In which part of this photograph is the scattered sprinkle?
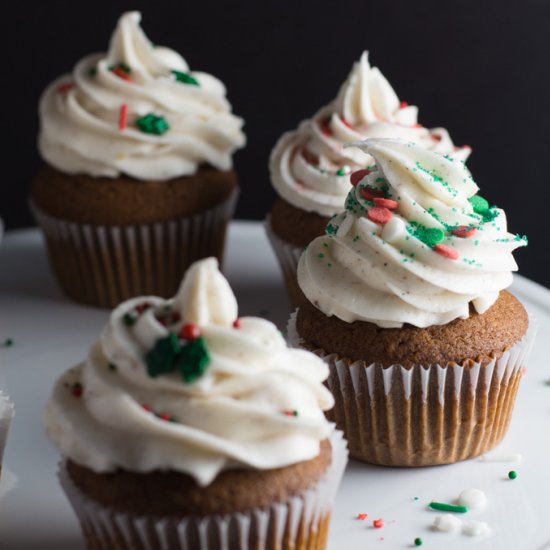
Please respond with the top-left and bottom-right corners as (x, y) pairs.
(400, 101), (409, 108)
(118, 104), (128, 131)
(434, 244), (459, 260)
(429, 502), (468, 513)
(452, 225), (476, 238)
(414, 537), (423, 546)
(373, 519), (384, 529)
(356, 513), (368, 520)
(283, 410), (298, 417)
(360, 186), (386, 201)
(479, 451), (522, 463)
(367, 207), (393, 225)
(2, 338), (13, 347)
(136, 113), (170, 135)
(373, 197), (398, 210)
(508, 470), (518, 480)
(179, 323), (201, 341)
(171, 70), (199, 86)
(233, 318), (242, 329)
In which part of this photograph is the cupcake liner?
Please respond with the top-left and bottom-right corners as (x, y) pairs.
(264, 216), (304, 308)
(30, 190), (238, 309)
(0, 391), (14, 477)
(288, 311), (537, 467)
(58, 429), (348, 550)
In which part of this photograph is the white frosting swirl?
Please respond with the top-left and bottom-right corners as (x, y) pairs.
(38, 12), (245, 180)
(270, 52), (470, 217)
(44, 258), (334, 486)
(298, 139), (527, 328)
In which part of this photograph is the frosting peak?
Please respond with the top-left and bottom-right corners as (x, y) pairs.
(44, 258), (334, 486)
(298, 138), (527, 328)
(38, 12), (245, 180)
(270, 52), (469, 217)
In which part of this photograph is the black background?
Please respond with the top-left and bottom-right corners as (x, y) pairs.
(5, 1), (550, 286)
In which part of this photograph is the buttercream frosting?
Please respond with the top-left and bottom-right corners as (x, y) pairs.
(38, 12), (245, 180)
(270, 52), (470, 217)
(44, 258), (334, 486)
(298, 138), (527, 328)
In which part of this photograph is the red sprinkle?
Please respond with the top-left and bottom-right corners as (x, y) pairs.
(179, 323), (201, 341)
(142, 404), (153, 412)
(373, 519), (384, 529)
(400, 101), (408, 109)
(71, 383), (83, 398)
(283, 410), (298, 417)
(171, 312), (182, 324)
(367, 207), (393, 225)
(360, 187), (386, 201)
(434, 244), (459, 260)
(350, 169), (371, 187)
(57, 82), (74, 94)
(320, 117), (332, 137)
(373, 197), (398, 210)
(342, 117), (354, 129)
(113, 67), (132, 81)
(452, 225), (476, 238)
(414, 123), (423, 128)
(233, 318), (242, 329)
(119, 104), (128, 131)
(158, 413), (172, 421)
(356, 513), (368, 520)
(134, 302), (150, 314)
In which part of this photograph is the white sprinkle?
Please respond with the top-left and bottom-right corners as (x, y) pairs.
(462, 519), (491, 537)
(380, 216), (406, 243)
(457, 488), (487, 511)
(433, 514), (462, 533)
(479, 451), (522, 463)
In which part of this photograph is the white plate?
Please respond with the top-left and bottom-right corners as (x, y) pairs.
(0, 222), (549, 550)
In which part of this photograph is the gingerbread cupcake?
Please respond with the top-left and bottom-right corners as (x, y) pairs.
(31, 12), (245, 308)
(44, 258), (347, 549)
(290, 138), (535, 467)
(267, 52), (469, 306)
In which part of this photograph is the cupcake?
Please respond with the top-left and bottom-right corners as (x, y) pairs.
(267, 52), (470, 306)
(31, 12), (245, 308)
(290, 138), (535, 467)
(43, 258), (347, 549)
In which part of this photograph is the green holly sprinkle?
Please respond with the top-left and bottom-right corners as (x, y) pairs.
(177, 336), (210, 383)
(146, 333), (181, 377)
(171, 70), (199, 86)
(136, 113), (170, 135)
(468, 194), (489, 214)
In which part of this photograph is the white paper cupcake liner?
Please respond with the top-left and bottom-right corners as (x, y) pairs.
(288, 311), (537, 467)
(30, 189), (238, 309)
(0, 391), (14, 476)
(264, 216), (304, 308)
(58, 428), (347, 550)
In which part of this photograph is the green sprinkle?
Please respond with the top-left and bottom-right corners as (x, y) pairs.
(468, 195), (489, 214)
(325, 223), (337, 235)
(317, 253), (325, 259)
(123, 312), (137, 327)
(428, 502), (468, 513)
(336, 168), (346, 176)
(414, 538), (423, 547)
(109, 62), (131, 74)
(177, 336), (210, 383)
(508, 470), (518, 480)
(88, 67), (97, 77)
(2, 338), (13, 347)
(108, 363), (117, 372)
(407, 223), (444, 247)
(136, 113), (170, 135)
(413, 497), (419, 501)
(323, 242), (329, 248)
(146, 333), (181, 377)
(171, 70), (199, 86)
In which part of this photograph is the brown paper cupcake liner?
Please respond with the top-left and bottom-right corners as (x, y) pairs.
(288, 311), (537, 467)
(30, 190), (238, 309)
(265, 216), (304, 309)
(58, 429), (348, 550)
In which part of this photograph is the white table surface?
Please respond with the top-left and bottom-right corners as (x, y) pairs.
(0, 222), (549, 550)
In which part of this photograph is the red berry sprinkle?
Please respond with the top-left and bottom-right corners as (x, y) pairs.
(360, 187), (386, 201)
(119, 104), (128, 131)
(350, 169), (371, 187)
(400, 101), (408, 109)
(356, 513), (368, 520)
(367, 207), (393, 225)
(158, 413), (172, 421)
(113, 67), (132, 81)
(233, 318), (242, 329)
(57, 82), (75, 94)
(71, 383), (83, 398)
(320, 117), (332, 137)
(373, 519), (384, 529)
(373, 197), (399, 210)
(179, 323), (201, 341)
(142, 404), (153, 412)
(452, 225), (476, 238)
(434, 244), (459, 260)
(342, 117), (354, 129)
(134, 302), (151, 314)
